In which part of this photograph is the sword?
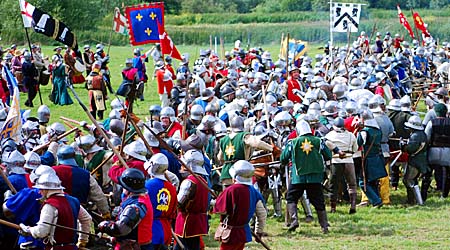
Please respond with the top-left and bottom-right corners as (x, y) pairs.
(390, 151), (403, 168)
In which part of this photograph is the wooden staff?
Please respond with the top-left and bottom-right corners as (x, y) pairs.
(171, 228), (185, 250)
(67, 84), (129, 168)
(90, 153), (114, 175)
(60, 116), (82, 126)
(412, 90), (424, 111)
(33, 127), (79, 152)
(0, 218), (20, 230)
(0, 168), (17, 194)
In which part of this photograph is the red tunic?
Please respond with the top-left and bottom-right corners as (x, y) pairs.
(156, 69), (173, 95)
(108, 160), (148, 184)
(175, 175), (209, 238)
(44, 194), (79, 249)
(137, 194), (153, 245)
(286, 78), (302, 103)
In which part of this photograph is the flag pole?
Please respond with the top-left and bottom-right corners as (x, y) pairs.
(107, 8), (117, 55)
(329, 0), (334, 70)
(285, 33), (289, 70)
(24, 27), (43, 105)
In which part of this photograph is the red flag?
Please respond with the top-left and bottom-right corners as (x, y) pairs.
(413, 11), (431, 37)
(157, 21), (182, 60)
(397, 5), (415, 39)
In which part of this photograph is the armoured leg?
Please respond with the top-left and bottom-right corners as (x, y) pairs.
(316, 210), (329, 234)
(300, 191), (313, 223)
(421, 170), (432, 202)
(287, 203), (299, 231)
(403, 164), (420, 205)
(413, 185), (424, 205)
(272, 188), (282, 218)
(391, 164), (400, 190)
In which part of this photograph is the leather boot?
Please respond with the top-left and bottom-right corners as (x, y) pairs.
(287, 203), (299, 232)
(349, 193), (357, 214)
(406, 187), (415, 205)
(317, 210), (329, 234)
(330, 201), (337, 213)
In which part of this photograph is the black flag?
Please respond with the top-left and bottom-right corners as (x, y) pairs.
(20, 0), (78, 51)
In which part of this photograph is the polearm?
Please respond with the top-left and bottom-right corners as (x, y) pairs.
(32, 127), (80, 152)
(142, 123), (271, 250)
(24, 27), (43, 105)
(67, 83), (129, 168)
(0, 168), (17, 194)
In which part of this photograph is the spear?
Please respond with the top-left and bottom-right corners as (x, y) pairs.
(33, 127), (80, 152)
(67, 83), (129, 168)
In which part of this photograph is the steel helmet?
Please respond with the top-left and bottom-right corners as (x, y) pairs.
(181, 149), (207, 176)
(368, 96), (382, 113)
(190, 105), (205, 121)
(37, 105), (51, 123)
(345, 101), (358, 115)
(229, 160), (254, 185)
(274, 111), (292, 126)
(24, 151), (41, 170)
(57, 145), (78, 166)
(214, 121), (228, 138)
(197, 115), (217, 131)
(123, 141), (147, 162)
(387, 99), (401, 111)
(46, 122), (66, 135)
(205, 103), (219, 114)
(110, 98), (124, 110)
(404, 116), (424, 130)
(143, 127), (160, 147)
(30, 165), (56, 184)
(109, 119), (125, 136)
(333, 117), (345, 128)
(265, 95), (277, 106)
(2, 150), (26, 174)
(109, 109), (121, 120)
(435, 87), (448, 97)
(144, 153), (169, 179)
(323, 101), (338, 116)
(230, 116), (245, 132)
(33, 172), (64, 190)
(149, 105), (162, 116)
(77, 135), (102, 154)
(119, 168), (147, 193)
(281, 100), (294, 111)
(160, 107), (175, 119)
(360, 110), (379, 129)
(333, 84), (347, 99)
(400, 95), (411, 111)
(296, 120), (312, 136)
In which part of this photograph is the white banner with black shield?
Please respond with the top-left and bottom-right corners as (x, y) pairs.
(331, 2), (362, 33)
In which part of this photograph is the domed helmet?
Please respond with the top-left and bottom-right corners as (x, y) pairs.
(197, 115), (217, 132)
(345, 101), (358, 115)
(109, 109), (122, 120)
(265, 95), (277, 106)
(230, 116), (244, 132)
(37, 105), (51, 123)
(281, 100), (294, 112)
(46, 122), (66, 136)
(181, 150), (207, 176)
(229, 160), (254, 185)
(110, 98), (124, 111)
(349, 78), (362, 90)
(30, 165), (56, 184)
(323, 101), (338, 116)
(160, 107), (176, 122)
(24, 151), (41, 170)
(435, 87), (448, 97)
(77, 135), (102, 154)
(214, 121), (228, 138)
(119, 168), (147, 193)
(2, 150), (26, 174)
(201, 88), (214, 101)
(143, 127), (160, 147)
(404, 115), (424, 130)
(360, 110), (379, 129)
(387, 99), (401, 111)
(33, 172), (64, 190)
(22, 120), (40, 139)
(109, 119), (125, 136)
(332, 84), (347, 99)
(144, 153), (169, 180)
(190, 105), (204, 121)
(296, 120), (312, 136)
(57, 145), (78, 166)
(333, 117), (345, 130)
(149, 105), (162, 117)
(123, 141), (147, 161)
(400, 95), (411, 111)
(357, 97), (369, 110)
(205, 103), (218, 115)
(368, 96), (382, 113)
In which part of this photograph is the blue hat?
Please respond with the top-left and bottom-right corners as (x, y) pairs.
(57, 145), (78, 166)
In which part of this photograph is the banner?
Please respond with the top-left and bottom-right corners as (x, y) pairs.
(125, 3), (164, 45)
(113, 7), (128, 36)
(157, 20), (182, 60)
(413, 11), (431, 38)
(280, 38), (308, 62)
(331, 3), (362, 33)
(0, 67), (22, 143)
(397, 5), (415, 39)
(19, 0), (78, 50)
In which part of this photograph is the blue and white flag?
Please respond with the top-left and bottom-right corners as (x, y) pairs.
(1, 67), (22, 143)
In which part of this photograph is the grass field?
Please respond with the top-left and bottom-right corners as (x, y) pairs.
(21, 45), (449, 250)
